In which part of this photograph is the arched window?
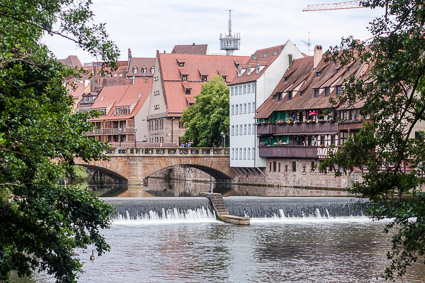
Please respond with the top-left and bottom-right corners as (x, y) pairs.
(133, 66), (138, 74)
(142, 67), (147, 74)
(150, 67), (155, 74)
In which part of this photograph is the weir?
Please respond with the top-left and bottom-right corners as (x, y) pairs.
(103, 197), (370, 222)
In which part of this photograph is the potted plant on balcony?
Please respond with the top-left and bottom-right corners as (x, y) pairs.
(328, 117), (334, 123)
(261, 120), (268, 125)
(259, 142), (266, 146)
(287, 118), (293, 124)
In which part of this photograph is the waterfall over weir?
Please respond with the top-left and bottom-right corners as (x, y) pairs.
(103, 197), (371, 224)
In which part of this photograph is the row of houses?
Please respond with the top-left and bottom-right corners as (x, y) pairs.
(61, 40), (424, 188)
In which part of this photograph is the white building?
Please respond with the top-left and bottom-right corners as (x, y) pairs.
(229, 41), (303, 170)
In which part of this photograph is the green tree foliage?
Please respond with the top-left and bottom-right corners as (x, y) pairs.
(321, 0), (425, 279)
(180, 75), (229, 147)
(0, 1), (119, 282)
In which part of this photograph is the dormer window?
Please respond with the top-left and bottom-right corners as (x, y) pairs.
(142, 67), (147, 74)
(133, 66), (138, 74)
(185, 88), (191, 95)
(182, 74), (187, 81)
(314, 88), (319, 98)
(138, 93), (142, 99)
(325, 87), (330, 97)
(150, 67), (155, 74)
(273, 50), (278, 56)
(278, 92), (283, 101)
(288, 92), (293, 100)
(201, 75), (207, 81)
(262, 52), (268, 58)
(336, 85), (342, 96)
(222, 75), (227, 82)
(316, 71), (321, 77)
(252, 54), (257, 60)
(178, 62), (185, 67)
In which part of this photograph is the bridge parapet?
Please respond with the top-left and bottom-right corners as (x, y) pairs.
(106, 147), (230, 157)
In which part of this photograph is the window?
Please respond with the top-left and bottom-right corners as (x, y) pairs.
(239, 148), (242, 160)
(253, 54), (257, 60)
(262, 52), (268, 58)
(247, 148), (251, 160)
(239, 104), (242, 114)
(113, 73), (118, 77)
(138, 93), (142, 99)
(235, 125), (238, 136)
(248, 124), (251, 135)
(142, 67), (147, 74)
(252, 147), (255, 159)
(248, 103), (251, 114)
(182, 75), (187, 81)
(231, 126), (234, 136)
(244, 103), (247, 114)
(235, 148), (238, 160)
(154, 90), (160, 96)
(232, 148), (234, 160)
(288, 92), (292, 100)
(239, 125), (242, 135)
(252, 103), (255, 113)
(230, 86), (234, 96)
(231, 105), (234, 115)
(244, 124), (247, 135)
(236, 105), (238, 115)
(154, 104), (160, 110)
(243, 148), (246, 160)
(154, 76), (159, 81)
(252, 124), (256, 135)
(325, 87), (330, 97)
(292, 161), (297, 172)
(331, 135), (336, 145)
(285, 164), (288, 172)
(150, 67), (155, 74)
(273, 50), (279, 56)
(133, 66), (138, 74)
(314, 88), (319, 98)
(185, 88), (191, 95)
(222, 75), (227, 82)
(243, 85), (246, 94)
(201, 75), (207, 81)
(336, 85), (341, 96)
(320, 135), (325, 146)
(178, 62), (184, 67)
(119, 73), (123, 77)
(316, 71), (321, 77)
(248, 84), (251, 93)
(278, 163), (281, 172)
(340, 131), (349, 145)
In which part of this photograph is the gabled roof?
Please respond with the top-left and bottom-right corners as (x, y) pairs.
(90, 81), (152, 121)
(58, 55), (82, 68)
(171, 44), (208, 55)
(256, 53), (368, 119)
(158, 52), (250, 116)
(230, 44), (286, 85)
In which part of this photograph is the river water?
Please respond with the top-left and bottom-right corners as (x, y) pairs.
(33, 197), (425, 283)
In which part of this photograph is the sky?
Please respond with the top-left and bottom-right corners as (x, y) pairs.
(43, 0), (385, 64)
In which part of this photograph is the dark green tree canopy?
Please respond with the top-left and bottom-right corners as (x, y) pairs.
(322, 0), (425, 279)
(180, 75), (229, 147)
(0, 1), (118, 282)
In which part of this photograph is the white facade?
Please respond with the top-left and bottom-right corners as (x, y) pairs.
(229, 40), (303, 168)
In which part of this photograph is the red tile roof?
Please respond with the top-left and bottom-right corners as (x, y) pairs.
(230, 44), (286, 85)
(91, 80), (152, 121)
(158, 52), (250, 116)
(127, 57), (156, 77)
(256, 53), (369, 119)
(171, 44), (208, 55)
(58, 55), (82, 68)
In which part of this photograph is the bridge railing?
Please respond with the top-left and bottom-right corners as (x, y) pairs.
(106, 147), (230, 156)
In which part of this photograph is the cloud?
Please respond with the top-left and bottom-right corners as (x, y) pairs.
(44, 0), (384, 63)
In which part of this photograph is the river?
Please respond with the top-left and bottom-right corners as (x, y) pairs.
(33, 197), (425, 283)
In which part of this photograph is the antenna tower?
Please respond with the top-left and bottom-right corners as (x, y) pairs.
(219, 10), (240, 56)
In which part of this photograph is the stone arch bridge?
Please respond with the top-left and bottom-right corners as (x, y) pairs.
(75, 147), (236, 185)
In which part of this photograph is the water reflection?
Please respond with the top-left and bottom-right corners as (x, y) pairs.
(34, 221), (425, 283)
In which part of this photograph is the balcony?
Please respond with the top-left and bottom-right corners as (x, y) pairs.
(338, 120), (365, 131)
(86, 127), (135, 136)
(259, 145), (338, 159)
(257, 121), (338, 136)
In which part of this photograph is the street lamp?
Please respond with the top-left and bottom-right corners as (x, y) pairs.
(221, 131), (225, 148)
(134, 127), (137, 148)
(118, 127), (122, 148)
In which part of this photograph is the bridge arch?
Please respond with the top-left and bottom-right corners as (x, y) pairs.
(76, 164), (128, 184)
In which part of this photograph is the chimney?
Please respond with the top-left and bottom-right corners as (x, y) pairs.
(128, 48), (132, 60)
(313, 45), (322, 70)
(192, 43), (195, 46)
